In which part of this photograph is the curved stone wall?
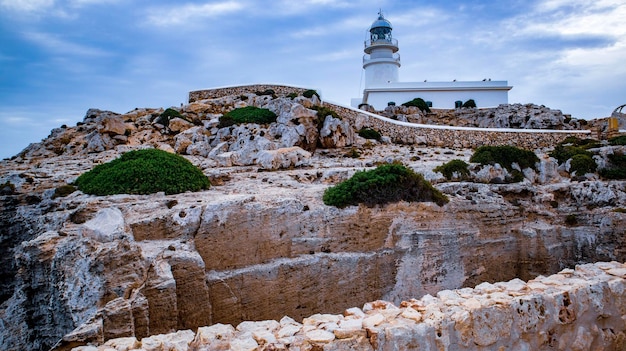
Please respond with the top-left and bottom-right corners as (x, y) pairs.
(324, 102), (593, 149)
(189, 84), (594, 149)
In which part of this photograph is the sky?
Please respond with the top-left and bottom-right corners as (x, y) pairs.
(1, 0), (625, 159)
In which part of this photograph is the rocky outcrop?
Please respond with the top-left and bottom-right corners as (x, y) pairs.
(2, 143), (626, 350)
(73, 261), (626, 351)
(1, 85), (623, 350)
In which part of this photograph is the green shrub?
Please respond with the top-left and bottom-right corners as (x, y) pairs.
(434, 159), (470, 180)
(218, 106), (277, 128)
(255, 89), (276, 97)
(53, 184), (77, 199)
(402, 98), (431, 113)
(74, 149), (210, 196)
(569, 154), (597, 175)
(599, 152), (626, 179)
(154, 108), (187, 127)
(311, 105), (340, 130)
(322, 163), (448, 208)
(470, 145), (539, 171)
(287, 92), (298, 100)
(358, 128), (382, 141)
(550, 137), (600, 164)
(302, 89), (320, 99)
(312, 105), (339, 120)
(508, 169), (525, 183)
(462, 99), (476, 108)
(609, 135), (626, 146)
(550, 145), (592, 164)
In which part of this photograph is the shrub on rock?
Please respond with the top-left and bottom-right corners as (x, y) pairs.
(470, 145), (539, 171)
(302, 89), (320, 99)
(358, 128), (382, 141)
(600, 152), (626, 179)
(549, 137), (599, 164)
(402, 98), (431, 113)
(154, 108), (187, 127)
(218, 106), (277, 128)
(323, 163), (448, 208)
(569, 154), (597, 176)
(74, 149), (210, 195)
(434, 159), (470, 180)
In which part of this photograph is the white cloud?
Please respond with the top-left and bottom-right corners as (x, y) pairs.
(0, 0), (55, 12)
(23, 31), (111, 57)
(145, 1), (245, 26)
(290, 15), (369, 38)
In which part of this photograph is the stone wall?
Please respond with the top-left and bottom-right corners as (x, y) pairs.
(189, 84), (594, 149)
(188, 84), (313, 103)
(325, 102), (593, 149)
(74, 261), (626, 351)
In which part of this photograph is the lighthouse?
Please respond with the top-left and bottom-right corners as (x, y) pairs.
(363, 11), (400, 87)
(352, 11), (512, 110)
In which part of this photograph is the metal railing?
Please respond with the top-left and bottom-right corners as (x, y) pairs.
(364, 38), (398, 49)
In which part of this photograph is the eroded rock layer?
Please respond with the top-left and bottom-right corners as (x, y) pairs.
(74, 261), (626, 351)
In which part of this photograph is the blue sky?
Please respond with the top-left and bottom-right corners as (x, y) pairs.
(1, 0), (625, 159)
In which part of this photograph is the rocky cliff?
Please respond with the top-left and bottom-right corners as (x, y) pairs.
(1, 86), (625, 350)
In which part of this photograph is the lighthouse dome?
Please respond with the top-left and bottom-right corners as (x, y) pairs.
(370, 14), (392, 31)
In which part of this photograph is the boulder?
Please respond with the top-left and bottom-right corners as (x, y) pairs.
(319, 115), (354, 148)
(169, 118), (194, 133)
(256, 147), (311, 170)
(98, 115), (127, 136)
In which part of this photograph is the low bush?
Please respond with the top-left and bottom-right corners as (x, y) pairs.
(302, 89), (320, 99)
(599, 152), (626, 179)
(550, 137), (600, 164)
(358, 128), (382, 141)
(322, 163), (448, 208)
(255, 89), (276, 97)
(470, 145), (539, 171)
(569, 154), (597, 175)
(74, 149), (210, 195)
(154, 108), (188, 127)
(218, 106), (277, 128)
(311, 105), (340, 130)
(52, 184), (77, 199)
(402, 98), (431, 113)
(609, 135), (626, 146)
(287, 92), (298, 100)
(433, 159), (470, 180)
(462, 99), (476, 108)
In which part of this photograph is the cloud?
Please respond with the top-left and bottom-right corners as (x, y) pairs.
(145, 1), (245, 26)
(0, 0), (55, 13)
(22, 31), (111, 57)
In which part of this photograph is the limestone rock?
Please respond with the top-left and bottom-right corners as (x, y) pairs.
(98, 115), (127, 136)
(256, 147), (311, 170)
(168, 118), (194, 133)
(81, 207), (127, 242)
(319, 115), (354, 148)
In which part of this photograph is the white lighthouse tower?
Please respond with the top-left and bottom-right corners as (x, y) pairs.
(363, 11), (400, 87)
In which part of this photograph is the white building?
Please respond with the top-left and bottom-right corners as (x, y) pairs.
(351, 12), (512, 110)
